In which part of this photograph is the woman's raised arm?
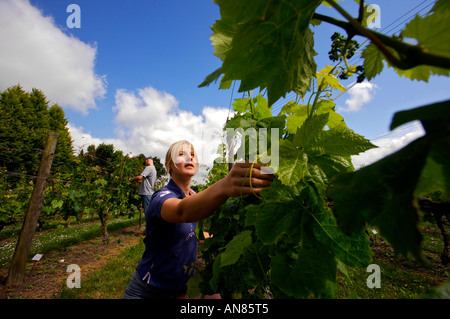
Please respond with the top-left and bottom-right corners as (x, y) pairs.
(160, 162), (273, 223)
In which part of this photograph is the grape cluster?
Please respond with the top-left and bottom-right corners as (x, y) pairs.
(328, 32), (366, 83)
(339, 65), (366, 83)
(329, 32), (359, 61)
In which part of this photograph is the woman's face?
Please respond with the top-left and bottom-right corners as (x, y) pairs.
(171, 144), (198, 177)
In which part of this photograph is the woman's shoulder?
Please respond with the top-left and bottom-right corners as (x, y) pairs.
(149, 181), (183, 219)
(151, 180), (184, 206)
(153, 180), (182, 198)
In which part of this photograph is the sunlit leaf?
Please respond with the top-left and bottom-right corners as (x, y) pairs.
(201, 0), (322, 105)
(277, 139), (308, 186)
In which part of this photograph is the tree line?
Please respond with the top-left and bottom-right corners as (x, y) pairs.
(0, 84), (166, 234)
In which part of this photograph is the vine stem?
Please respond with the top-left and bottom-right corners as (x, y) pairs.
(318, 1), (450, 70)
(308, 63), (340, 118)
(306, 77), (316, 116)
(253, 247), (270, 298)
(309, 81), (325, 118)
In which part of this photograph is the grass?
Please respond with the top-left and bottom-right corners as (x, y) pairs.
(336, 222), (449, 299)
(336, 258), (444, 299)
(56, 241), (144, 299)
(0, 217), (140, 268)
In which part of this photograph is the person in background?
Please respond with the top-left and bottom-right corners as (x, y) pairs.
(129, 156), (157, 213)
(122, 140), (274, 299)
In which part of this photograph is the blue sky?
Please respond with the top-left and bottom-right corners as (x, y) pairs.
(1, 0), (449, 178)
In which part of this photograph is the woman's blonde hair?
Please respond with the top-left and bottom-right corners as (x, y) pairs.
(165, 140), (198, 176)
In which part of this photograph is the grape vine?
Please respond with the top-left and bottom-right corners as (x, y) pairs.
(190, 0), (450, 298)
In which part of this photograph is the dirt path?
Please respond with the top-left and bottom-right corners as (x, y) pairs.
(0, 225), (144, 299)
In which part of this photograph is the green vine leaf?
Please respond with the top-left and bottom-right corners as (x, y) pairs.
(328, 101), (450, 262)
(430, 0), (450, 13)
(311, 209), (373, 268)
(270, 234), (337, 298)
(416, 137), (450, 196)
(293, 113), (329, 150)
(285, 104), (309, 134)
(305, 154), (353, 185)
(253, 201), (303, 245)
(224, 116), (256, 131)
(200, 0), (323, 105)
(394, 64), (450, 82)
(401, 9), (450, 58)
(317, 65), (346, 92)
(329, 137), (429, 261)
(232, 98), (251, 114)
(390, 99), (450, 132)
(218, 230), (253, 267)
(361, 43), (384, 80)
(315, 100), (346, 129)
(314, 127), (377, 156)
(210, 19), (234, 61)
(277, 139), (308, 186)
(391, 99), (450, 196)
(285, 100), (346, 134)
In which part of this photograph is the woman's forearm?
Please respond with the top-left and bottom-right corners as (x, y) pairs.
(163, 163), (273, 223)
(176, 178), (230, 222)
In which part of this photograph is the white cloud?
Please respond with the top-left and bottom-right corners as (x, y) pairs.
(351, 121), (425, 169)
(113, 87), (179, 127)
(112, 87), (229, 164)
(0, 0), (106, 114)
(70, 86), (230, 183)
(338, 81), (378, 113)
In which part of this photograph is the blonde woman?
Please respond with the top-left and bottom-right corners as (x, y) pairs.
(123, 140), (273, 299)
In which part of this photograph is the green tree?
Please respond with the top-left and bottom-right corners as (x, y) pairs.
(49, 104), (75, 172)
(0, 85), (74, 175)
(0, 85), (75, 231)
(0, 85), (41, 174)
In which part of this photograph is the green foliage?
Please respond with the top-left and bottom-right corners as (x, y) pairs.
(200, 0), (322, 105)
(329, 100), (450, 261)
(0, 175), (33, 231)
(0, 85), (77, 230)
(362, 0), (450, 81)
(49, 104), (73, 171)
(193, 90), (375, 298)
(0, 85), (74, 176)
(191, 0), (450, 299)
(0, 86), (166, 236)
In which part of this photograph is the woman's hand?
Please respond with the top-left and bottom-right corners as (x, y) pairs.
(223, 162), (274, 197)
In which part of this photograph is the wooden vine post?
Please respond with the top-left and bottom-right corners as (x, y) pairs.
(6, 132), (59, 286)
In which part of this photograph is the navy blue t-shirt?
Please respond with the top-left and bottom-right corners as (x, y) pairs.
(136, 179), (198, 291)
